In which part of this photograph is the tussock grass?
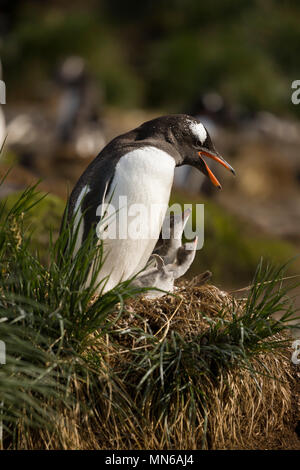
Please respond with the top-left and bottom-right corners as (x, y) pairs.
(0, 180), (299, 449)
(93, 278), (298, 449)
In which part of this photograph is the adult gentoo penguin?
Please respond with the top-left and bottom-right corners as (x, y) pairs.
(64, 114), (235, 293)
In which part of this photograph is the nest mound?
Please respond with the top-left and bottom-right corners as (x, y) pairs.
(97, 281), (299, 450)
(41, 282), (299, 450)
(123, 281), (240, 341)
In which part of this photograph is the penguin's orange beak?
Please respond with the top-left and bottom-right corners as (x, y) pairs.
(198, 150), (235, 189)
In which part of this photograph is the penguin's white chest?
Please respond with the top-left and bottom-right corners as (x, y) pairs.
(97, 146), (176, 291)
(108, 146), (175, 212)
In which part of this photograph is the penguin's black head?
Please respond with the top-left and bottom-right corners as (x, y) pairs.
(137, 114), (235, 189)
(171, 114), (235, 189)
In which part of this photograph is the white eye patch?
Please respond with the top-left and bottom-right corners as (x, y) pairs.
(188, 121), (207, 145)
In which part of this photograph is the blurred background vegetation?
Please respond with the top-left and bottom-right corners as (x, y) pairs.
(0, 0), (300, 289)
(1, 0), (300, 114)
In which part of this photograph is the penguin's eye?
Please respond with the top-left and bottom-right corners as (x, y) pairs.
(192, 137), (202, 149)
(190, 132), (203, 149)
(188, 121), (207, 148)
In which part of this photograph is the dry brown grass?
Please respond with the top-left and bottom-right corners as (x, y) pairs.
(10, 282), (300, 450)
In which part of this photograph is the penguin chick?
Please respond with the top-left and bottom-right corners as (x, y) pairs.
(168, 237), (198, 280)
(153, 208), (191, 264)
(131, 254), (175, 299)
(132, 237), (198, 299)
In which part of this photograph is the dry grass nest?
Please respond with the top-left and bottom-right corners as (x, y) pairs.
(79, 280), (299, 450)
(20, 281), (299, 450)
(121, 281), (238, 342)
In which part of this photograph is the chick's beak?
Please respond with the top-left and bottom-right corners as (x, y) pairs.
(198, 150), (235, 189)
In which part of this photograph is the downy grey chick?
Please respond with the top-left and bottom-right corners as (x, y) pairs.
(168, 237), (198, 280)
(131, 254), (175, 299)
(132, 238), (198, 299)
(153, 208), (191, 264)
(132, 209), (197, 298)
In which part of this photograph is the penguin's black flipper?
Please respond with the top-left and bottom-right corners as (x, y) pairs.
(64, 152), (116, 246)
